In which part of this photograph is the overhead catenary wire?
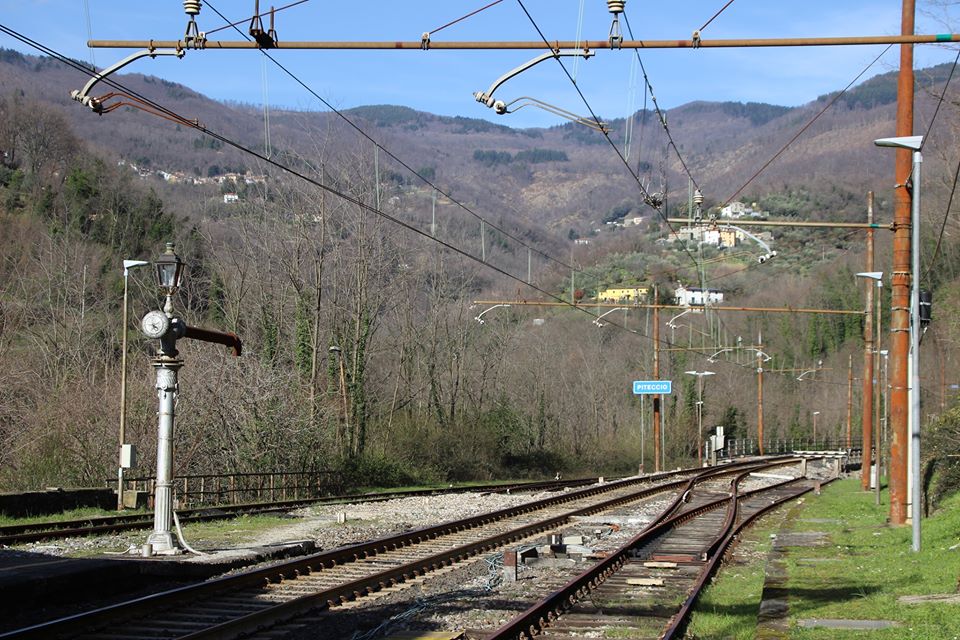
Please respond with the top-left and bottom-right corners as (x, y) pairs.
(0, 22), (731, 370)
(426, 0), (505, 37)
(921, 47), (960, 281)
(0, 22), (862, 388)
(722, 44), (894, 207)
(513, 0), (703, 276)
(203, 1), (584, 278)
(203, 0), (310, 36)
(698, 0), (737, 33)
(622, 11), (701, 193)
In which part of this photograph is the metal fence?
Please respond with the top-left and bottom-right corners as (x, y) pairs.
(116, 471), (341, 508)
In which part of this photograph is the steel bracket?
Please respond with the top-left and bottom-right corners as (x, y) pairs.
(70, 48), (185, 113)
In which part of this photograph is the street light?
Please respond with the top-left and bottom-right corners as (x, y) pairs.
(812, 411), (821, 449)
(874, 134), (923, 552)
(117, 259), (149, 510)
(154, 242), (185, 315)
(685, 370), (715, 465)
(857, 270), (884, 500)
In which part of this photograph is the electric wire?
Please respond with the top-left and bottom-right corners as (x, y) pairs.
(203, 1), (584, 277)
(698, 0), (737, 33)
(921, 47), (960, 281)
(426, 0), (505, 37)
(622, 11), (701, 192)
(0, 22), (732, 370)
(921, 46), (960, 144)
(513, 0), (703, 276)
(203, 0), (310, 36)
(723, 44), (894, 207)
(0, 23), (852, 391)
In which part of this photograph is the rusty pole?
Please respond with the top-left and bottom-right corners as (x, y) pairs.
(847, 354), (854, 450)
(757, 339), (765, 455)
(653, 285), (662, 472)
(862, 193), (875, 490)
(889, 0), (916, 526)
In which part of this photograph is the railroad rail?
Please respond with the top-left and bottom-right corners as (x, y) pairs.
(0, 477), (604, 546)
(488, 462), (829, 640)
(0, 462), (781, 639)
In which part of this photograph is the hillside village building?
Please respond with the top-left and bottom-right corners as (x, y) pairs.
(720, 201), (766, 219)
(674, 284), (723, 306)
(597, 286), (649, 303)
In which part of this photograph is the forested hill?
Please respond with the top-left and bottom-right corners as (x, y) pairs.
(1, 46), (955, 232)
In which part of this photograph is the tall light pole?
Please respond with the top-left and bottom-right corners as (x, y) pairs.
(812, 411), (821, 448)
(857, 270), (884, 489)
(685, 370), (714, 465)
(118, 259), (149, 510)
(874, 134), (923, 552)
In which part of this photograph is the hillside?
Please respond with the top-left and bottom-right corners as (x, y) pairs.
(3, 48), (960, 492)
(4, 48), (954, 237)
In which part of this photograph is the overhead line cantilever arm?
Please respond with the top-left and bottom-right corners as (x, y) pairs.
(87, 33), (960, 50)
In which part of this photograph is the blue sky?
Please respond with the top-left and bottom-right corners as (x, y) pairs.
(2, 1), (960, 128)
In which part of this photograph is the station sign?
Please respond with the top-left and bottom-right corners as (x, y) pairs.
(632, 380), (672, 395)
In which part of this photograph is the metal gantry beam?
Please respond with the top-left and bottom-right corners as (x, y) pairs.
(86, 33), (960, 50)
(471, 300), (865, 316)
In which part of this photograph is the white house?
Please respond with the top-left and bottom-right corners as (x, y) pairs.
(674, 284), (724, 306)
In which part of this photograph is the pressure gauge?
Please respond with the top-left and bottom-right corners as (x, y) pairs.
(141, 310), (170, 339)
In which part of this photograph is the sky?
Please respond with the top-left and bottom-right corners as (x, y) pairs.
(1, 1), (960, 128)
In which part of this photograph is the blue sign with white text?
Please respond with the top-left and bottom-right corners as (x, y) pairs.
(633, 380), (672, 395)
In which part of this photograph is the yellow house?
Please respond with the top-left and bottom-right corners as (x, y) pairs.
(598, 286), (649, 303)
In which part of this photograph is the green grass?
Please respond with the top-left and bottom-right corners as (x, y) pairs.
(177, 514), (298, 547)
(788, 479), (960, 639)
(0, 507), (148, 527)
(685, 516), (784, 639)
(688, 479), (960, 639)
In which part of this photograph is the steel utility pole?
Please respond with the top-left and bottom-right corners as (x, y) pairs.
(846, 354), (854, 450)
(889, 0), (916, 526)
(653, 285), (661, 472)
(862, 193), (875, 491)
(757, 336), (765, 455)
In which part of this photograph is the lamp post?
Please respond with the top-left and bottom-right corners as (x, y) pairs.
(857, 271), (884, 494)
(878, 349), (889, 506)
(874, 134), (923, 552)
(812, 411), (821, 449)
(142, 243), (185, 554)
(118, 259), (149, 510)
(685, 370), (714, 465)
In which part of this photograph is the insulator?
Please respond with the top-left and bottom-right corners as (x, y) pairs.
(184, 1), (202, 16)
(693, 189), (704, 205)
(607, 0), (626, 14)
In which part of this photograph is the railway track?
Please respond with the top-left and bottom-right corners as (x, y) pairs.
(487, 462), (829, 640)
(0, 463), (775, 639)
(0, 477), (605, 546)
